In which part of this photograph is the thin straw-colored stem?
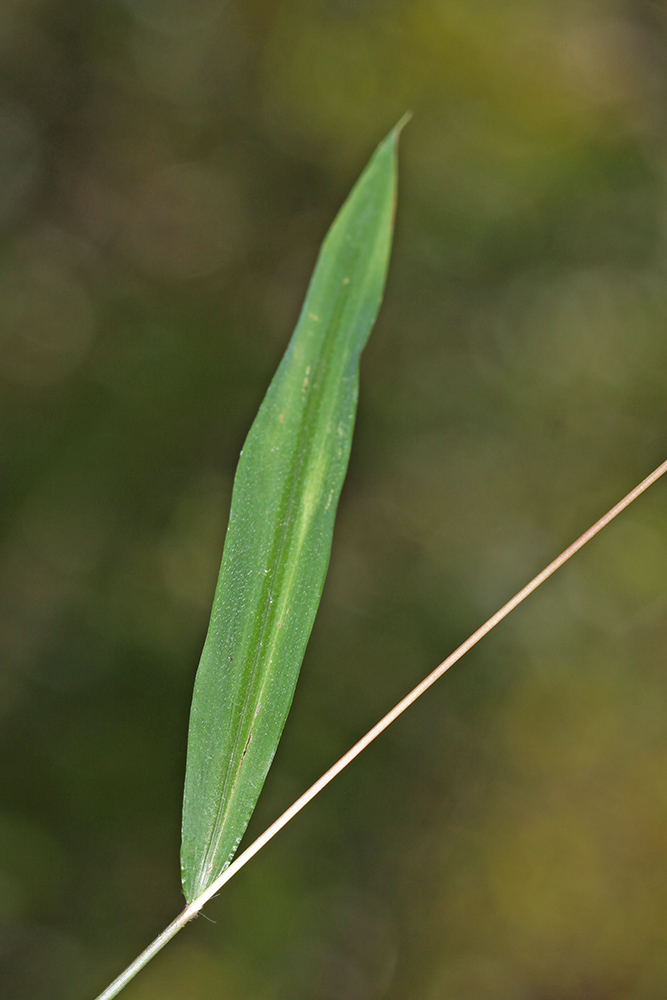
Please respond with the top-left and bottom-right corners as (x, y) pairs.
(95, 456), (667, 1000)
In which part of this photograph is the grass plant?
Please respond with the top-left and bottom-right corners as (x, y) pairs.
(93, 119), (667, 1000)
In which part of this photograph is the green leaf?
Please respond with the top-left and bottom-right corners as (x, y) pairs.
(180, 120), (405, 903)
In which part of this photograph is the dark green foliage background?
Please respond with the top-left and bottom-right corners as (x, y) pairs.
(3, 2), (667, 998)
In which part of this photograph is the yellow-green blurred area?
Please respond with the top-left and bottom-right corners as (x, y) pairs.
(4, 0), (667, 997)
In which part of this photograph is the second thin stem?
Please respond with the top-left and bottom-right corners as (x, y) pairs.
(95, 456), (667, 1000)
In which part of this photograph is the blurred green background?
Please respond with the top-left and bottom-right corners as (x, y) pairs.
(3, 1), (667, 998)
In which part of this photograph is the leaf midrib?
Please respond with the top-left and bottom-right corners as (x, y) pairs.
(193, 255), (361, 895)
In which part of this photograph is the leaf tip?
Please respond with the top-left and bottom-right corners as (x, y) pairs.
(394, 111), (413, 137)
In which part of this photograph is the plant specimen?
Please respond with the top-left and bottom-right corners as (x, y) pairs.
(93, 116), (667, 1000)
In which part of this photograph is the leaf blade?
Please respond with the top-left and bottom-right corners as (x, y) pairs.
(181, 121), (403, 903)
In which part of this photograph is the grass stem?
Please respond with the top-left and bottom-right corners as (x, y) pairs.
(94, 455), (667, 999)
